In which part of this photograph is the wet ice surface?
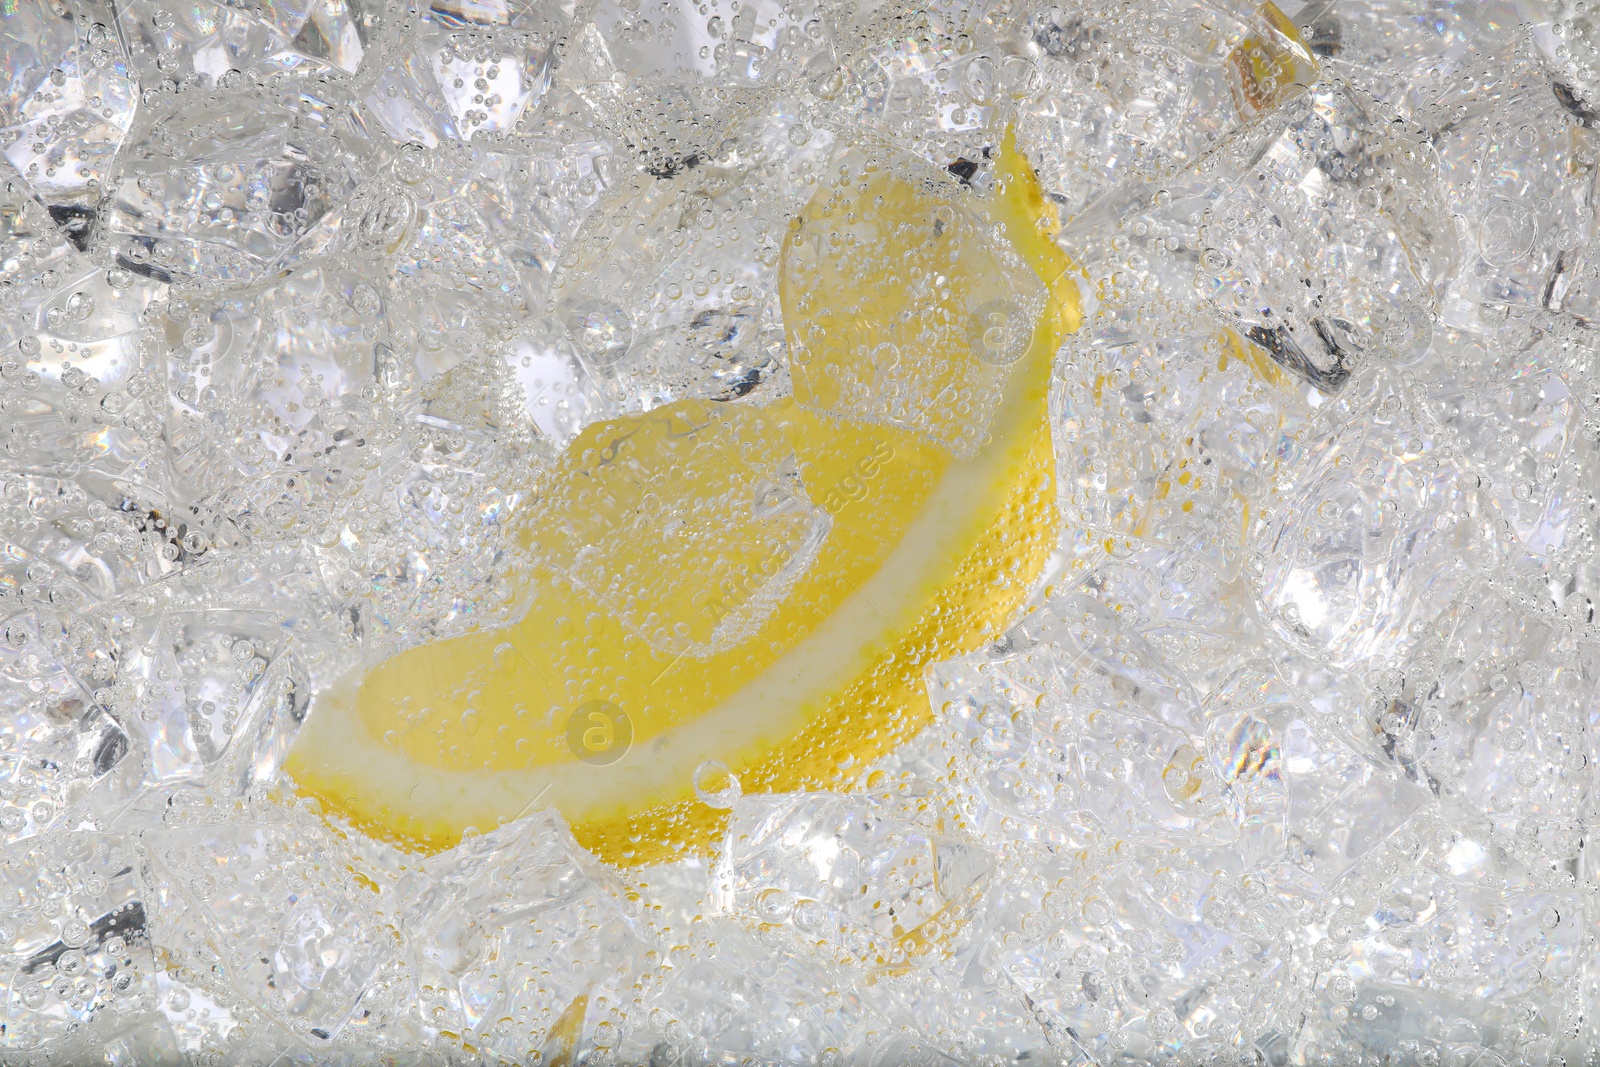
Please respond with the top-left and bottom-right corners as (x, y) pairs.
(1, 0), (1600, 1063)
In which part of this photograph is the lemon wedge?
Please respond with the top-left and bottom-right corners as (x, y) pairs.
(286, 130), (1082, 865)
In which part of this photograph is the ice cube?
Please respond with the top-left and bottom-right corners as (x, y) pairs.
(1052, 318), (1318, 577)
(398, 809), (651, 1064)
(1407, 583), (1599, 867)
(1018, 0), (1318, 226)
(624, 917), (863, 1067)
(0, 612), (128, 844)
(930, 595), (1218, 851)
(1203, 664), (1428, 885)
(114, 610), (306, 791)
(1002, 837), (1310, 1063)
(116, 0), (378, 85)
(1296, 835), (1583, 1063)
(0, 2), (136, 238)
(140, 796), (394, 1045)
(708, 789), (992, 974)
(365, 0), (575, 145)
(1193, 79), (1458, 390)
(104, 91), (377, 286)
(1414, 320), (1589, 554)
(1423, 37), (1597, 319)
(556, 0), (824, 179)
(1249, 368), (1487, 668)
(1293, 0), (1523, 119)
(546, 105), (830, 411)
(0, 830), (153, 1051)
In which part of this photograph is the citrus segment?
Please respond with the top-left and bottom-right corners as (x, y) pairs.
(285, 130), (1082, 865)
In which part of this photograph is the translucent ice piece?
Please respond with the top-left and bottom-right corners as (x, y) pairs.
(548, 121), (826, 407)
(399, 810), (650, 1064)
(235, 258), (392, 437)
(341, 154), (533, 371)
(0, 2), (135, 237)
(1526, 0), (1600, 119)
(104, 92), (377, 286)
(1051, 320), (1315, 578)
(630, 918), (862, 1067)
(115, 0), (378, 87)
(0, 831), (153, 1051)
(458, 139), (613, 316)
(1293, 0), (1524, 119)
(783, 146), (1047, 457)
(115, 610), (301, 785)
(818, 0), (1010, 175)
(708, 789), (992, 973)
(1297, 849), (1583, 1062)
(1003, 838), (1310, 1062)
(363, 0), (573, 144)
(1204, 664), (1428, 882)
(1417, 323), (1583, 553)
(930, 592), (1217, 851)
(1075, 538), (1272, 695)
(526, 399), (830, 659)
(1408, 584), (1599, 864)
(1423, 39), (1597, 318)
(1015, 0), (1318, 225)
(1194, 80), (1459, 390)
(0, 266), (165, 482)
(1249, 370), (1487, 668)
(140, 799), (392, 1045)
(0, 613), (128, 844)
(559, 0), (825, 177)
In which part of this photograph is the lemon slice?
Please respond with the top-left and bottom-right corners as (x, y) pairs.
(286, 131), (1082, 865)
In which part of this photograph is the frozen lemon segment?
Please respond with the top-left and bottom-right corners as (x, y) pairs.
(785, 146), (1050, 457)
(286, 130), (1082, 865)
(529, 399), (830, 659)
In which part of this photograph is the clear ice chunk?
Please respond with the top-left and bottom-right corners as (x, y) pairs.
(628, 917), (863, 1067)
(708, 789), (992, 974)
(1292, 0), (1524, 119)
(1052, 317), (1317, 577)
(0, 612), (128, 844)
(1405, 582), (1599, 864)
(0, 2), (136, 239)
(113, 610), (303, 787)
(1416, 320), (1587, 554)
(104, 90), (376, 286)
(1202, 663), (1428, 883)
(140, 797), (393, 1046)
(0, 830), (153, 1051)
(398, 809), (651, 1064)
(1249, 369), (1487, 668)
(1002, 837), (1311, 1062)
(557, 0), (824, 179)
(1015, 0), (1319, 225)
(1295, 830), (1584, 1062)
(1423, 37), (1598, 318)
(930, 591), (1216, 851)
(1193, 79), (1459, 389)
(550, 159), (798, 407)
(115, 0), (378, 87)
(364, 0), (573, 144)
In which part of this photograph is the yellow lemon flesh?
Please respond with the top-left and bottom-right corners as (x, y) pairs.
(286, 131), (1082, 866)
